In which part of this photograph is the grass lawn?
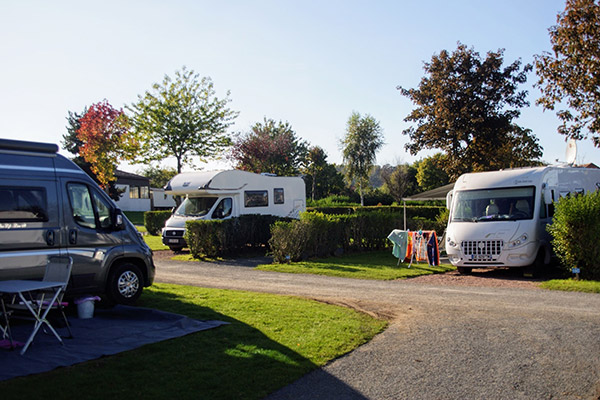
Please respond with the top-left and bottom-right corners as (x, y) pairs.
(0, 283), (386, 400)
(143, 233), (170, 251)
(258, 250), (455, 280)
(540, 279), (600, 293)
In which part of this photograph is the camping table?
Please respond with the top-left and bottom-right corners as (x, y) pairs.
(0, 280), (66, 355)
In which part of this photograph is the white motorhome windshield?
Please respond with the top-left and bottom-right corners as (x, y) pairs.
(175, 197), (217, 217)
(451, 186), (535, 222)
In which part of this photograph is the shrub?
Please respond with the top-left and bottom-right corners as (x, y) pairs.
(144, 211), (172, 235)
(548, 191), (600, 280)
(185, 215), (285, 258)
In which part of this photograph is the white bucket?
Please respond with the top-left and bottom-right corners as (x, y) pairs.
(77, 300), (95, 319)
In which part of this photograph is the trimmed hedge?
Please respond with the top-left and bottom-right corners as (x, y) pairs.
(548, 191), (600, 280)
(307, 205), (445, 220)
(269, 210), (446, 263)
(185, 215), (283, 258)
(144, 211), (173, 235)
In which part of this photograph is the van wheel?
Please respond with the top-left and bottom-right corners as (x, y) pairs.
(457, 267), (472, 275)
(108, 263), (143, 305)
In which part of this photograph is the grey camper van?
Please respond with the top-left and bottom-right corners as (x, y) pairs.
(0, 138), (154, 304)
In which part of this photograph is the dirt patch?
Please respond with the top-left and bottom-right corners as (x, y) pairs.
(406, 268), (551, 289)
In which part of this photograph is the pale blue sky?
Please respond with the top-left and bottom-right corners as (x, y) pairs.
(1, 0), (598, 172)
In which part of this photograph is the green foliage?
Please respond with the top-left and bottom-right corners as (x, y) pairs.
(399, 43), (542, 179)
(535, 0), (600, 147)
(128, 66), (238, 173)
(144, 211), (172, 235)
(138, 165), (178, 188)
(415, 153), (450, 192)
(303, 147), (346, 201)
(380, 163), (419, 202)
(306, 195), (357, 208)
(269, 209), (447, 263)
(341, 112), (384, 205)
(547, 191), (600, 280)
(185, 215), (281, 258)
(229, 118), (308, 176)
(124, 211), (145, 225)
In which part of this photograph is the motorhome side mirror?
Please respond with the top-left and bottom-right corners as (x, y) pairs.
(543, 187), (553, 205)
(446, 190), (453, 210)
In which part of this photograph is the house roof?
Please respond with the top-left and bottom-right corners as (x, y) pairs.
(114, 169), (149, 186)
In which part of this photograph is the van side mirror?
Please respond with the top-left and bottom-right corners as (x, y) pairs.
(113, 209), (125, 231)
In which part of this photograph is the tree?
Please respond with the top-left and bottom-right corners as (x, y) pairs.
(138, 165), (178, 188)
(303, 146), (345, 200)
(62, 106), (123, 200)
(340, 112), (384, 206)
(535, 0), (600, 147)
(399, 43), (542, 179)
(229, 118), (308, 176)
(415, 153), (450, 192)
(128, 66), (238, 173)
(76, 100), (136, 189)
(381, 163), (418, 203)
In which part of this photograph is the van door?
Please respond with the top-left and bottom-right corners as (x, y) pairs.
(0, 179), (62, 280)
(61, 179), (123, 292)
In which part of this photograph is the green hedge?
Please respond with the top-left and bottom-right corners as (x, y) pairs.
(185, 215), (283, 258)
(307, 205), (445, 220)
(269, 211), (446, 263)
(548, 191), (600, 280)
(144, 211), (172, 235)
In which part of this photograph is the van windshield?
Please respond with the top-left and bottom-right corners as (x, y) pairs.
(451, 187), (535, 222)
(175, 197), (217, 217)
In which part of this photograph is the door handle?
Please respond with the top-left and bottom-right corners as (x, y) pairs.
(45, 230), (55, 246)
(69, 229), (78, 245)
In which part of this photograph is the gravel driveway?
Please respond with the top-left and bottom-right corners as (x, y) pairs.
(154, 253), (600, 400)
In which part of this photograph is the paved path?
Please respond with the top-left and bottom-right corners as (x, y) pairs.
(154, 257), (600, 400)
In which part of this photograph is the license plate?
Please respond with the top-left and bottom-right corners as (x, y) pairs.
(168, 239), (180, 244)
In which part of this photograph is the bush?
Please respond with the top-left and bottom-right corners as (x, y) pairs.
(548, 191), (600, 280)
(185, 215), (285, 258)
(144, 211), (172, 235)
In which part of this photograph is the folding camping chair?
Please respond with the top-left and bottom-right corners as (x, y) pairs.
(8, 256), (74, 340)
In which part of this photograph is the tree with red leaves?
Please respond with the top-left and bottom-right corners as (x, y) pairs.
(229, 118), (308, 176)
(77, 100), (136, 188)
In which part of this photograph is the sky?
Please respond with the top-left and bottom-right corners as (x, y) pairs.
(1, 0), (599, 173)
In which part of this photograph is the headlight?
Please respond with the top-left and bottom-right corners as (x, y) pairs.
(508, 233), (528, 248)
(447, 237), (457, 248)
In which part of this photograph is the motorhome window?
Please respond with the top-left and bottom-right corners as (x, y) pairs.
(175, 197), (217, 217)
(67, 183), (96, 229)
(0, 186), (48, 222)
(212, 198), (232, 219)
(451, 186), (535, 222)
(245, 190), (268, 207)
(274, 188), (284, 204)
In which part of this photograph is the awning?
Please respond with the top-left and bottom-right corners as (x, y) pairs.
(402, 183), (455, 201)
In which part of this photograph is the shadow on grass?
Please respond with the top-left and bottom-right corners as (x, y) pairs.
(0, 287), (368, 400)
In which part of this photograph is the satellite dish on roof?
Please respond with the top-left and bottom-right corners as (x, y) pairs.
(565, 139), (578, 165)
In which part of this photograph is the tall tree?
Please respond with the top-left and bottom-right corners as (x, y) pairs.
(128, 66), (238, 173)
(306, 146), (327, 201)
(399, 43), (542, 179)
(229, 118), (308, 176)
(340, 112), (384, 206)
(381, 163), (418, 203)
(76, 100), (136, 189)
(535, 0), (600, 147)
(62, 106), (122, 200)
(303, 146), (345, 200)
(415, 153), (450, 192)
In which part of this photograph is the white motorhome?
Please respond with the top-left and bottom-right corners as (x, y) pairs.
(445, 165), (600, 275)
(161, 170), (306, 251)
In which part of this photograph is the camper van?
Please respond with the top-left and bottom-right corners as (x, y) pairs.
(162, 170), (306, 251)
(0, 139), (155, 304)
(445, 165), (600, 275)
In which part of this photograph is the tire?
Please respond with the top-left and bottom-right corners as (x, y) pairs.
(107, 263), (144, 305)
(457, 267), (472, 275)
(523, 250), (545, 278)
